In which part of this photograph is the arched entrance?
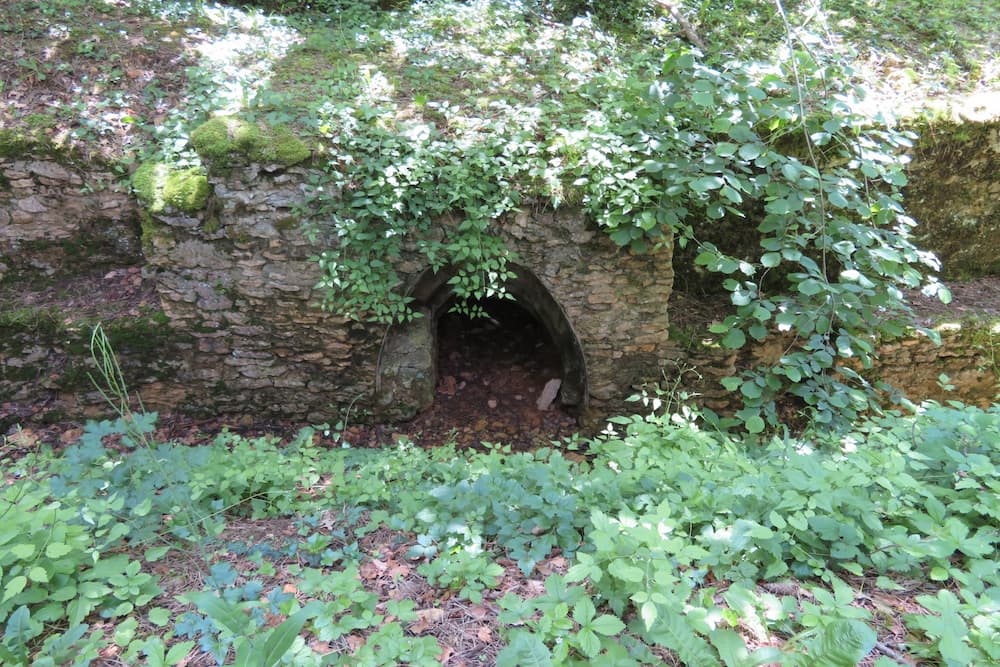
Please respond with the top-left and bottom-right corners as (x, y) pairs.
(375, 264), (587, 428)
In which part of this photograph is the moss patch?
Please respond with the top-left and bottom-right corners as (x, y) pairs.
(132, 162), (211, 214)
(190, 117), (311, 168)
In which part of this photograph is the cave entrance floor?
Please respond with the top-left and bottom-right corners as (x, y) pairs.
(396, 297), (580, 451)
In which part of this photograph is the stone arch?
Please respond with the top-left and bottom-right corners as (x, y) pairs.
(375, 264), (587, 421)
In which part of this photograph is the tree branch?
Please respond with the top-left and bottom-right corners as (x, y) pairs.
(654, 0), (706, 50)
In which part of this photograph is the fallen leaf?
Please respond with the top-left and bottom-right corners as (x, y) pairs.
(436, 645), (453, 663)
(466, 605), (491, 620)
(408, 607), (445, 633)
(476, 626), (493, 643)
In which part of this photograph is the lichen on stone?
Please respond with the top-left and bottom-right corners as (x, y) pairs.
(132, 162), (210, 214)
(189, 116), (311, 168)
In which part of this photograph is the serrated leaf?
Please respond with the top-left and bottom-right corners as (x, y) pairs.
(496, 631), (553, 667)
(576, 628), (601, 658)
(608, 559), (644, 583)
(815, 619), (876, 667)
(641, 600), (658, 631)
(572, 596), (596, 625)
(590, 614), (626, 636)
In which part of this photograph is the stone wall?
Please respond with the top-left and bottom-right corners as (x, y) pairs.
(0, 153), (140, 277)
(906, 119), (1000, 278)
(3, 119), (999, 427)
(663, 323), (999, 415)
(140, 162), (674, 422)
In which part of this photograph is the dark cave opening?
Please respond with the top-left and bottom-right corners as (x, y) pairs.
(413, 296), (578, 449)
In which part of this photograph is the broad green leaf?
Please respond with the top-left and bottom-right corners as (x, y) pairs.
(590, 614), (626, 636)
(761, 252), (781, 267)
(148, 607), (172, 626)
(165, 640), (196, 665)
(4, 575), (28, 602)
(496, 631), (553, 667)
(608, 559), (644, 583)
(45, 543), (73, 559)
(641, 600), (658, 631)
(721, 329), (746, 349)
(797, 279), (823, 296)
(10, 543), (35, 560)
(573, 596), (596, 625)
(690, 176), (725, 193)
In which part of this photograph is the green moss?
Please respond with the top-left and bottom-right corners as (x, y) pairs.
(131, 162), (163, 209)
(189, 118), (235, 163)
(139, 211), (175, 254)
(163, 168), (210, 212)
(190, 116), (311, 168)
(271, 125), (313, 165)
(275, 216), (299, 232)
(132, 162), (211, 214)
(0, 128), (40, 159)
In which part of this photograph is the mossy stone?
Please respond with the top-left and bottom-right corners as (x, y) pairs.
(190, 116), (311, 168)
(132, 162), (211, 214)
(163, 168), (210, 212)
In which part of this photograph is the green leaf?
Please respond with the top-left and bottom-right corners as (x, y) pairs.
(760, 252), (781, 268)
(257, 608), (312, 667)
(573, 596), (596, 625)
(590, 614), (626, 636)
(186, 592), (251, 635)
(815, 620), (876, 667)
(797, 279), (823, 296)
(496, 631), (552, 667)
(608, 559), (644, 583)
(721, 329), (746, 349)
(165, 640), (196, 665)
(45, 543), (73, 559)
(710, 629), (751, 667)
(4, 575), (28, 602)
(690, 176), (725, 193)
(745, 416), (766, 434)
(738, 143), (763, 160)
(148, 607), (172, 627)
(576, 628), (601, 658)
(10, 543), (35, 560)
(692, 91), (714, 106)
(145, 546), (170, 562)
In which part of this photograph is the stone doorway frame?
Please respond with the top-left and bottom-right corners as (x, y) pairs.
(374, 264), (588, 420)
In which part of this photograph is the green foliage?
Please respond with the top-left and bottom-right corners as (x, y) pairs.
(417, 546), (505, 603)
(5, 397), (1000, 664)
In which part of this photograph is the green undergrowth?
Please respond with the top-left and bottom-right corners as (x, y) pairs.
(3, 399), (997, 665)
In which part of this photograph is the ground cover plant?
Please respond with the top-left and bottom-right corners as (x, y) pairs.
(2, 394), (998, 665)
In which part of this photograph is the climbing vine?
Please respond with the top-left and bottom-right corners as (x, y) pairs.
(278, 1), (949, 429)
